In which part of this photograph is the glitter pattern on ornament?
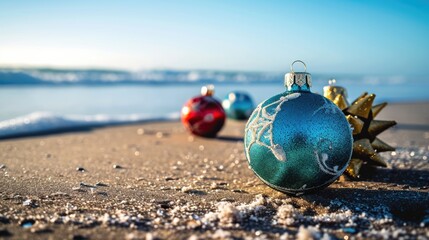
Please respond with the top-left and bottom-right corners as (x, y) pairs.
(244, 61), (353, 195)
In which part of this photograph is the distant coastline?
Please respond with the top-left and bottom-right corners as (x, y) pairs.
(0, 67), (419, 86)
(0, 68), (283, 85)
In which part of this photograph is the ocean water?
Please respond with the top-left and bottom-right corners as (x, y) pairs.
(0, 68), (428, 138)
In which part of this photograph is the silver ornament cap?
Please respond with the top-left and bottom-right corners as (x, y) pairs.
(201, 84), (215, 96)
(284, 60), (312, 91)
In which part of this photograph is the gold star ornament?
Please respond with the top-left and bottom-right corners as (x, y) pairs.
(323, 82), (397, 179)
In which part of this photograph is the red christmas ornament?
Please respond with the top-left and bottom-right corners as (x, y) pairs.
(181, 85), (226, 137)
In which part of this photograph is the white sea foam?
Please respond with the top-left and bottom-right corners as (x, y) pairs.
(2, 68), (418, 85)
(0, 69), (282, 84)
(0, 112), (179, 139)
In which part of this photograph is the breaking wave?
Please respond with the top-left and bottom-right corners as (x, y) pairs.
(0, 112), (179, 139)
(0, 68), (411, 85)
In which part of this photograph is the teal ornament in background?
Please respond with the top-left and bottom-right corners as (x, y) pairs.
(244, 60), (353, 195)
(222, 91), (255, 120)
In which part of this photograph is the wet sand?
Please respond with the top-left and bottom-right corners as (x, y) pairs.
(0, 102), (428, 239)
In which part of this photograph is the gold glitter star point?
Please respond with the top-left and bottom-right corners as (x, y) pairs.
(324, 86), (397, 179)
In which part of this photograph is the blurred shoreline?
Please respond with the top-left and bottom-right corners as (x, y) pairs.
(1, 68), (428, 139)
(1, 102), (428, 141)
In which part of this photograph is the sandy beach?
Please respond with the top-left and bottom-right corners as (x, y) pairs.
(0, 102), (428, 239)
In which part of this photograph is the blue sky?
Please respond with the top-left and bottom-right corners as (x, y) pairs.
(0, 0), (428, 74)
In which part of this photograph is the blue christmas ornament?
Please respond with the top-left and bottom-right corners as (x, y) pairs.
(222, 91), (255, 120)
(244, 60), (353, 195)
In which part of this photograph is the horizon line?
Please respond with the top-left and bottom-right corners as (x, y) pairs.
(0, 65), (418, 77)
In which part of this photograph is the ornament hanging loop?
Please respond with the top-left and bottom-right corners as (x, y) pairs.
(285, 60), (312, 91)
(290, 60), (307, 73)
